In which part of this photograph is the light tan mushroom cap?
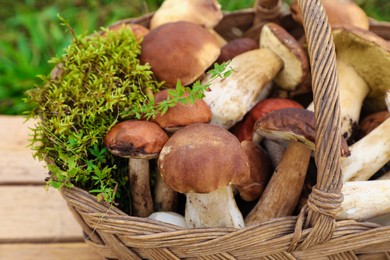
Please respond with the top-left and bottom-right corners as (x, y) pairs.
(105, 120), (169, 159)
(141, 21), (221, 88)
(153, 89), (212, 131)
(260, 22), (309, 91)
(290, 0), (369, 30)
(333, 25), (390, 111)
(150, 0), (223, 29)
(158, 123), (250, 193)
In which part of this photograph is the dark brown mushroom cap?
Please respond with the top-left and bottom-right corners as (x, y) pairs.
(359, 110), (390, 138)
(235, 140), (272, 202)
(104, 120), (169, 159)
(153, 89), (212, 131)
(216, 37), (258, 64)
(140, 21), (221, 88)
(254, 108), (351, 157)
(158, 123), (250, 193)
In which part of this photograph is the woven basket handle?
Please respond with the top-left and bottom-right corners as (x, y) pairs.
(252, 0), (283, 25)
(255, 0), (344, 250)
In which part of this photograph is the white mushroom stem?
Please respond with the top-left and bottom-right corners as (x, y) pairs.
(129, 159), (153, 217)
(185, 186), (245, 228)
(306, 59), (369, 139)
(338, 180), (390, 221)
(203, 48), (282, 129)
(341, 116), (390, 181)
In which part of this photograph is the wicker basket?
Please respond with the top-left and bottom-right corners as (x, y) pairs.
(59, 0), (390, 259)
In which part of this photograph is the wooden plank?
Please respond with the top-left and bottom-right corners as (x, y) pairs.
(0, 243), (104, 260)
(0, 186), (84, 242)
(0, 115), (47, 184)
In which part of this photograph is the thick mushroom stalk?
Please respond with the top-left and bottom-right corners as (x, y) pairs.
(245, 108), (350, 225)
(186, 186), (245, 228)
(307, 26), (390, 140)
(105, 120), (169, 217)
(342, 116), (390, 181)
(203, 23), (308, 129)
(338, 180), (390, 221)
(259, 23), (309, 91)
(158, 123), (250, 228)
(203, 48), (282, 129)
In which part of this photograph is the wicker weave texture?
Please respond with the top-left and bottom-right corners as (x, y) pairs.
(58, 0), (390, 259)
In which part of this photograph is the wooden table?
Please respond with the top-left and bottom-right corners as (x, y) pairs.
(0, 115), (103, 260)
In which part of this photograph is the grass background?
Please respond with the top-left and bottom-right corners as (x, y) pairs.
(1, 0), (389, 115)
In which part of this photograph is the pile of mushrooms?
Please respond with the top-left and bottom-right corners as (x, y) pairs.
(100, 0), (390, 228)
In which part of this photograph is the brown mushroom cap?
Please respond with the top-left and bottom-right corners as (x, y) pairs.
(153, 89), (212, 131)
(235, 140), (272, 202)
(332, 25), (390, 111)
(254, 108), (351, 157)
(260, 22), (309, 91)
(106, 23), (149, 40)
(230, 98), (303, 142)
(140, 21), (221, 88)
(158, 123), (250, 193)
(104, 120), (169, 159)
(216, 37), (258, 64)
(359, 110), (390, 138)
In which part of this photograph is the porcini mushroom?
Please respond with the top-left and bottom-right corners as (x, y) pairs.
(203, 48), (280, 129)
(152, 88), (212, 212)
(231, 98), (303, 142)
(216, 37), (258, 64)
(290, 0), (369, 30)
(244, 108), (314, 225)
(153, 89), (212, 133)
(230, 97), (303, 167)
(259, 22), (309, 91)
(203, 22), (308, 129)
(235, 140), (272, 202)
(306, 26), (390, 140)
(106, 22), (149, 40)
(140, 21), (221, 88)
(158, 123), (250, 228)
(245, 108), (350, 225)
(342, 116), (390, 181)
(150, 0), (223, 30)
(105, 120), (169, 217)
(334, 26), (390, 139)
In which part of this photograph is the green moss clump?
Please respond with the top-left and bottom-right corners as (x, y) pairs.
(25, 24), (164, 204)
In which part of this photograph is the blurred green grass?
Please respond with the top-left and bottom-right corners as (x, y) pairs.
(0, 0), (389, 115)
